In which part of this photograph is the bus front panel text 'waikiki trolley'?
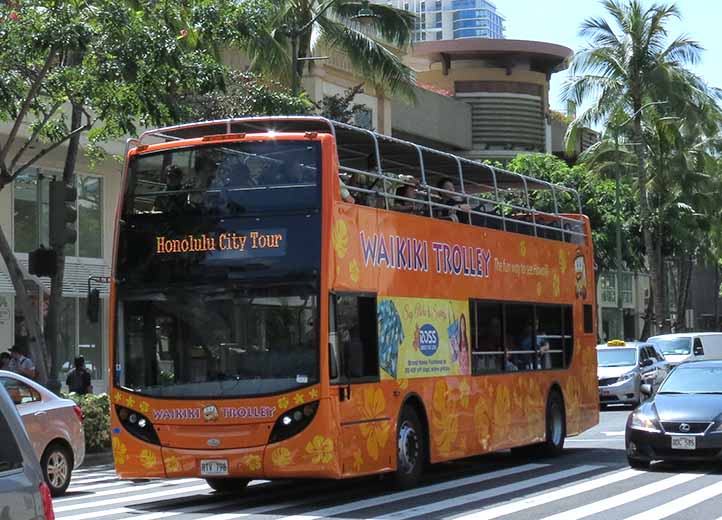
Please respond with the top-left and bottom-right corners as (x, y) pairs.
(109, 117), (599, 491)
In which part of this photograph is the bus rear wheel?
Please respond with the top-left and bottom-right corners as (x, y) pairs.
(205, 478), (250, 493)
(393, 406), (425, 490)
(540, 391), (566, 456)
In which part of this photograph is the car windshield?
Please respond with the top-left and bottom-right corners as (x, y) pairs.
(658, 366), (722, 394)
(116, 284), (319, 398)
(648, 337), (691, 356)
(597, 348), (637, 367)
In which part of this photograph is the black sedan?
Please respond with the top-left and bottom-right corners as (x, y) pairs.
(626, 359), (722, 469)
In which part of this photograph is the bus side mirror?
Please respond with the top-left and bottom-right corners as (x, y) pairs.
(86, 288), (100, 323)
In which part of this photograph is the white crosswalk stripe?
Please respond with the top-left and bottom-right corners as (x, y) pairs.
(452, 468), (642, 520)
(54, 462), (722, 520)
(539, 472), (706, 520)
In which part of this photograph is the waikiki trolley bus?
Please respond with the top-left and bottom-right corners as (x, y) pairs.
(108, 117), (598, 491)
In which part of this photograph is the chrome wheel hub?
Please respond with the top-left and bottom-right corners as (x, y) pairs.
(397, 420), (419, 474)
(47, 451), (69, 489)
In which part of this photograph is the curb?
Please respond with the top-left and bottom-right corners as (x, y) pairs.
(82, 450), (114, 468)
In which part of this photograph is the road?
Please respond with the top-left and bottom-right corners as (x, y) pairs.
(55, 407), (722, 520)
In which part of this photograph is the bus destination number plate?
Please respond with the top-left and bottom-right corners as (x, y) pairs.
(200, 459), (229, 476)
(671, 436), (696, 450)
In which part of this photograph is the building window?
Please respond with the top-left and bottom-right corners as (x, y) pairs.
(13, 170), (103, 258)
(354, 108), (373, 130)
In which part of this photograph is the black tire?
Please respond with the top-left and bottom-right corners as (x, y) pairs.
(540, 391), (566, 456)
(41, 442), (73, 497)
(393, 406), (425, 490)
(205, 478), (250, 493)
(627, 457), (650, 470)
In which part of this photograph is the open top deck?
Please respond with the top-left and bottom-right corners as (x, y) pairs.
(132, 116), (586, 242)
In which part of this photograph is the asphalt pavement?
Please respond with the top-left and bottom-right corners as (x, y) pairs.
(57, 406), (722, 520)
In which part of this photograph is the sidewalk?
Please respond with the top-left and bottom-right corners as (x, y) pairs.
(82, 450), (114, 467)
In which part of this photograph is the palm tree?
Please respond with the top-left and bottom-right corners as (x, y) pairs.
(563, 0), (713, 334)
(243, 0), (416, 98)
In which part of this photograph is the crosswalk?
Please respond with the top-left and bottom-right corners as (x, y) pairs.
(56, 460), (722, 520)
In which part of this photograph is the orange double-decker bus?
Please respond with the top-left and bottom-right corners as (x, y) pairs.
(108, 117), (598, 491)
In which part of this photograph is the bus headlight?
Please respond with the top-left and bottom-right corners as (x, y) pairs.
(269, 401), (319, 444)
(116, 405), (160, 445)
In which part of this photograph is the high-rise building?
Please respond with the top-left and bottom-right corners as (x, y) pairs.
(374, 0), (505, 42)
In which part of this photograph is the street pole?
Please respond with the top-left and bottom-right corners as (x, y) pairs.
(615, 131), (624, 340)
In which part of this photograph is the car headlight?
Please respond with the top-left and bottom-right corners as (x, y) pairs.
(630, 412), (660, 432)
(618, 371), (636, 382)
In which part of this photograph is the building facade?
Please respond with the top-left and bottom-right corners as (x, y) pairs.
(374, 0), (505, 42)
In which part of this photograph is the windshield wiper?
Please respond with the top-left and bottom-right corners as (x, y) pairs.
(657, 391), (687, 394)
(693, 391), (722, 395)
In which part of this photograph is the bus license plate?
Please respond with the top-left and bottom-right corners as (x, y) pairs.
(671, 436), (696, 450)
(200, 459), (229, 476)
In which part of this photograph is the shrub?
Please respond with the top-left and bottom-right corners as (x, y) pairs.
(67, 393), (111, 452)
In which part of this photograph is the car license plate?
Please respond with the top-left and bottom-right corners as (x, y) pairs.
(200, 459), (229, 476)
(671, 436), (696, 450)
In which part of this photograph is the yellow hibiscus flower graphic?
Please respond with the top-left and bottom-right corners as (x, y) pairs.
(536, 281), (543, 297)
(559, 249), (568, 274)
(359, 388), (390, 460)
(294, 393), (305, 405)
(165, 455), (181, 473)
(139, 401), (150, 414)
(305, 435), (334, 464)
(473, 398), (491, 450)
(553, 273), (560, 297)
(242, 454), (262, 471)
(112, 437), (128, 465)
(278, 396), (289, 410)
(271, 448), (293, 467)
(564, 380), (581, 434)
(113, 391), (122, 403)
(352, 450), (364, 472)
(397, 379), (409, 390)
(125, 395), (136, 408)
(519, 240), (527, 257)
(332, 220), (349, 259)
(349, 259), (360, 283)
(139, 449), (157, 469)
(308, 388), (319, 400)
(432, 380), (458, 455)
(492, 385), (512, 446)
(459, 380), (471, 409)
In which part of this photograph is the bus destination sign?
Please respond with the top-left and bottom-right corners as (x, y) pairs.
(155, 230), (286, 256)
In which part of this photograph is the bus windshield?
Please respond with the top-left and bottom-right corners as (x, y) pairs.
(117, 284), (319, 398)
(115, 139), (322, 398)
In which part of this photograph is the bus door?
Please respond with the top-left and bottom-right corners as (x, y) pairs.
(330, 293), (393, 475)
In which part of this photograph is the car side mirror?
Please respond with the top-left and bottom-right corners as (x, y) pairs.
(640, 383), (653, 396)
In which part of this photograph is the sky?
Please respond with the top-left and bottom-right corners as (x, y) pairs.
(501, 0), (722, 112)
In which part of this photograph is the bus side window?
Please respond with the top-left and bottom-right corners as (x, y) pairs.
(470, 301), (505, 375)
(333, 293), (379, 381)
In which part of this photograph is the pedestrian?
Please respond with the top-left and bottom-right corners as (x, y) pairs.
(0, 351), (10, 370)
(66, 356), (93, 395)
(8, 345), (37, 379)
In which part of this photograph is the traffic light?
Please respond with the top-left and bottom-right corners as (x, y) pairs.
(49, 179), (77, 249)
(28, 246), (57, 277)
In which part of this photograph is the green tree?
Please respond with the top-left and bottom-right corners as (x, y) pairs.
(563, 0), (715, 333)
(502, 153), (641, 273)
(245, 0), (415, 97)
(0, 0), (236, 385)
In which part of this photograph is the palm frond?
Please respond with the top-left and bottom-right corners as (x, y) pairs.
(317, 16), (415, 100)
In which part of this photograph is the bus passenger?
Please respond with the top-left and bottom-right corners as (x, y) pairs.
(434, 178), (470, 222)
(339, 176), (355, 203)
(154, 165), (186, 213)
(395, 181), (421, 214)
(189, 154), (217, 208)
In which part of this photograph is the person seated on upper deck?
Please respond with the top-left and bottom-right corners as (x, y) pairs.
(394, 178), (421, 214)
(339, 175), (355, 203)
(434, 178), (471, 222)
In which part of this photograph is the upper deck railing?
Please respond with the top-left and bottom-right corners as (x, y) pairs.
(133, 116), (587, 243)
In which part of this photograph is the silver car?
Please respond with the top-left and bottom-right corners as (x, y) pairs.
(597, 341), (670, 406)
(0, 369), (85, 496)
(0, 379), (55, 520)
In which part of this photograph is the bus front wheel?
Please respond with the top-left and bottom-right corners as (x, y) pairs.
(205, 478), (250, 493)
(393, 406), (425, 489)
